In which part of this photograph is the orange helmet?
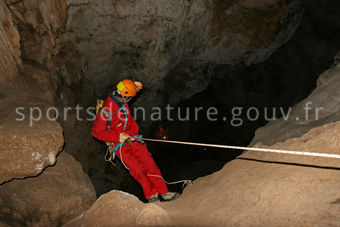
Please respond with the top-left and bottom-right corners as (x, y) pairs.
(116, 79), (143, 97)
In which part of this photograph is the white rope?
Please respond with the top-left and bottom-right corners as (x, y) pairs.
(104, 145), (117, 166)
(119, 145), (130, 170)
(147, 174), (192, 188)
(117, 143), (192, 187)
(142, 138), (340, 159)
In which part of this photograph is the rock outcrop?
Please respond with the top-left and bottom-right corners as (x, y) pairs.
(0, 88), (64, 184)
(0, 118), (63, 184)
(136, 203), (171, 227)
(64, 190), (143, 227)
(251, 51), (340, 146)
(0, 152), (96, 226)
(64, 190), (173, 227)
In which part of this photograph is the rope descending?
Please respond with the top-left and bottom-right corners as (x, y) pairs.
(142, 138), (340, 159)
(147, 174), (193, 188)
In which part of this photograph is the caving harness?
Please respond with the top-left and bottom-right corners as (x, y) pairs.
(96, 91), (129, 159)
(96, 96), (192, 188)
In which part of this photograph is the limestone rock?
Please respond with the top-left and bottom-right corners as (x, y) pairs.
(1, 0), (80, 103)
(251, 51), (340, 146)
(0, 89), (64, 184)
(64, 190), (143, 227)
(0, 152), (96, 226)
(158, 121), (340, 226)
(0, 119), (63, 184)
(0, 222), (9, 227)
(5, 0), (67, 66)
(0, 0), (21, 84)
(246, 121), (340, 168)
(136, 203), (171, 227)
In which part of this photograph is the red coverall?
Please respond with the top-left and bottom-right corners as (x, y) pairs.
(91, 92), (168, 199)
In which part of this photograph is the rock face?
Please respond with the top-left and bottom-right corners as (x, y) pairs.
(65, 0), (304, 103)
(64, 190), (172, 227)
(136, 203), (171, 227)
(0, 152), (96, 226)
(0, 0), (71, 103)
(0, 0), (21, 84)
(0, 118), (63, 184)
(0, 2), (97, 226)
(0, 88), (64, 184)
(246, 121), (340, 168)
(0, 0), (122, 203)
(251, 51), (340, 146)
(0, 0), (100, 191)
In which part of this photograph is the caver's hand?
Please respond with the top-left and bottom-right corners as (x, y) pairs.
(105, 142), (113, 146)
(119, 133), (129, 143)
(120, 133), (133, 145)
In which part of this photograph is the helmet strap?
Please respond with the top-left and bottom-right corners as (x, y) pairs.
(122, 95), (133, 103)
(114, 90), (132, 103)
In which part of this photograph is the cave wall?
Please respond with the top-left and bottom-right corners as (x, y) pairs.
(0, 0), (69, 183)
(0, 0), (21, 85)
(65, 0), (304, 106)
(0, 0), (96, 182)
(0, 0), (135, 203)
(0, 152), (96, 226)
(0, 1), (97, 225)
(1, 0), (67, 102)
(251, 51), (340, 146)
(0, 0), (91, 104)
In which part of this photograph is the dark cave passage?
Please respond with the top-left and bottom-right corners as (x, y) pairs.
(87, 0), (340, 201)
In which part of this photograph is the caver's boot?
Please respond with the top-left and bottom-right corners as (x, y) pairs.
(148, 193), (160, 203)
(161, 192), (180, 201)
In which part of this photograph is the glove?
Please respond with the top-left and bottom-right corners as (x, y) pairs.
(119, 133), (130, 143)
(119, 133), (133, 145)
(130, 135), (144, 144)
(134, 81), (143, 91)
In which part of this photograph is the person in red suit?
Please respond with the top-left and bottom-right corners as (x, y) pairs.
(92, 79), (179, 202)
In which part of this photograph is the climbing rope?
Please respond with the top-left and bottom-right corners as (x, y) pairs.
(105, 143), (193, 188)
(142, 138), (340, 159)
(101, 135), (340, 195)
(146, 174), (192, 188)
(105, 137), (340, 189)
(104, 145), (116, 167)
